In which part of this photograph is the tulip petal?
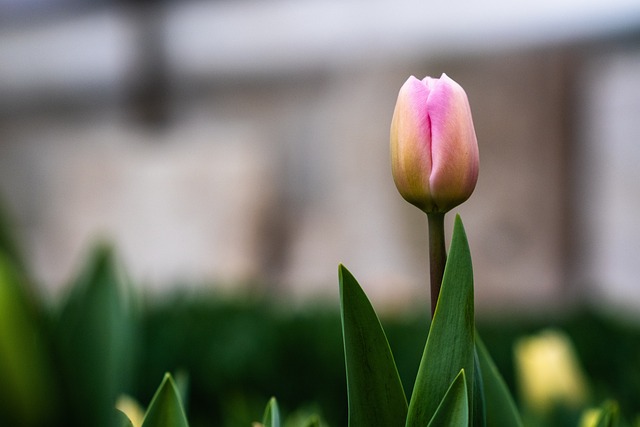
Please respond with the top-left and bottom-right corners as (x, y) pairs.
(390, 73), (479, 213)
(390, 76), (435, 210)
(427, 74), (479, 211)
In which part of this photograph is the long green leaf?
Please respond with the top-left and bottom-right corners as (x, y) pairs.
(339, 264), (408, 427)
(594, 401), (620, 427)
(0, 253), (56, 426)
(472, 348), (487, 427)
(142, 373), (190, 427)
(406, 215), (475, 427)
(0, 200), (27, 275)
(55, 244), (137, 427)
(302, 415), (321, 427)
(427, 369), (469, 427)
(115, 409), (135, 427)
(262, 397), (281, 427)
(475, 334), (523, 427)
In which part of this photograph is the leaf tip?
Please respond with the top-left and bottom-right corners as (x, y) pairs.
(338, 264), (354, 291)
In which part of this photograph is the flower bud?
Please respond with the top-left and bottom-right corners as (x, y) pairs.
(390, 74), (479, 213)
(515, 329), (589, 413)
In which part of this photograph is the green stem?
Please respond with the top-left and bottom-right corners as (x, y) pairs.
(427, 212), (447, 317)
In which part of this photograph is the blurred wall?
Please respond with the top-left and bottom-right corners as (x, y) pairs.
(1, 1), (639, 314)
(573, 45), (640, 313)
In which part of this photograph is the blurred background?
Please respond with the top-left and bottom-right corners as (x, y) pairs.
(2, 1), (640, 425)
(1, 0), (640, 314)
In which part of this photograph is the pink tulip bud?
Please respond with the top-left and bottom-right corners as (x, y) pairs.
(390, 74), (479, 213)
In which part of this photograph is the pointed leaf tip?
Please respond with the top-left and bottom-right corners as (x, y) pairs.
(427, 369), (469, 427)
(407, 215), (474, 426)
(338, 263), (350, 282)
(262, 397), (281, 427)
(141, 373), (189, 427)
(339, 265), (407, 426)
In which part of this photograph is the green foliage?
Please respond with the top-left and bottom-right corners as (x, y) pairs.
(297, 415), (321, 427)
(142, 373), (190, 427)
(339, 265), (407, 426)
(407, 215), (475, 426)
(0, 252), (56, 426)
(427, 370), (469, 427)
(115, 410), (135, 427)
(339, 216), (520, 427)
(139, 294), (343, 426)
(256, 397), (330, 427)
(475, 335), (523, 426)
(262, 397), (281, 427)
(0, 199), (26, 275)
(472, 349), (487, 427)
(592, 401), (620, 427)
(54, 243), (138, 427)
(1, 203), (639, 427)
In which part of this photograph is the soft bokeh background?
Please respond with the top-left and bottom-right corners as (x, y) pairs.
(2, 1), (640, 425)
(0, 0), (639, 312)
(2, 0), (640, 315)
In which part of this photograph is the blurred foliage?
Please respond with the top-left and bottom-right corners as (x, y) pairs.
(138, 291), (345, 427)
(53, 243), (138, 427)
(479, 311), (640, 427)
(0, 251), (56, 426)
(1, 201), (640, 426)
(0, 198), (27, 275)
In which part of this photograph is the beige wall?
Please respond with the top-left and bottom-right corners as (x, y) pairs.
(1, 8), (639, 314)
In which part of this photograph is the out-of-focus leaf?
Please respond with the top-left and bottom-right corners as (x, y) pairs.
(406, 215), (475, 426)
(475, 334), (523, 427)
(116, 409), (136, 427)
(116, 395), (145, 427)
(472, 348), (487, 427)
(427, 369), (469, 427)
(300, 415), (321, 427)
(0, 252), (56, 426)
(339, 264), (408, 427)
(141, 373), (189, 427)
(173, 370), (190, 414)
(55, 243), (138, 427)
(281, 407), (324, 427)
(594, 401), (620, 427)
(0, 199), (26, 275)
(262, 397), (281, 427)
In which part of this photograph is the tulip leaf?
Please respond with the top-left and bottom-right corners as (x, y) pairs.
(262, 397), (281, 427)
(55, 244), (137, 427)
(406, 215), (475, 427)
(0, 253), (56, 426)
(115, 409), (135, 427)
(339, 264), (408, 427)
(173, 370), (190, 414)
(0, 200), (27, 275)
(594, 401), (620, 427)
(141, 373), (190, 427)
(475, 334), (523, 427)
(472, 348), (487, 427)
(301, 415), (321, 427)
(427, 369), (469, 427)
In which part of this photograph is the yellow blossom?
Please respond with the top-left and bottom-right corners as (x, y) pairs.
(514, 329), (589, 413)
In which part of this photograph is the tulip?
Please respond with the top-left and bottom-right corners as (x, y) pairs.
(515, 329), (589, 413)
(390, 74), (479, 214)
(390, 74), (479, 315)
